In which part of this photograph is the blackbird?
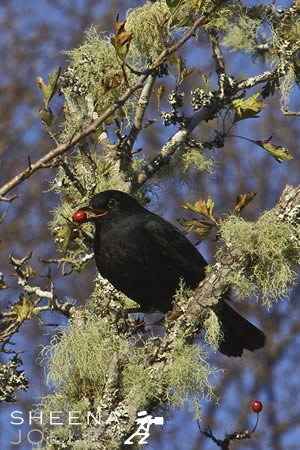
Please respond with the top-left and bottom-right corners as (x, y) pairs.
(73, 190), (265, 357)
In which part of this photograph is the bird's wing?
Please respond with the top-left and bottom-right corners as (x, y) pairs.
(144, 214), (207, 278)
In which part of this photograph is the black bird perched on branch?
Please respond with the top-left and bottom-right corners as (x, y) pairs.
(73, 190), (265, 357)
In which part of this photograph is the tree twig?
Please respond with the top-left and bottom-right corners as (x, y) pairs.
(208, 30), (230, 98)
(0, 255), (77, 349)
(123, 73), (157, 156)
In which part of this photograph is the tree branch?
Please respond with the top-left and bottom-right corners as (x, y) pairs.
(123, 73), (157, 156)
(0, 255), (76, 349)
(0, 0), (224, 198)
(131, 66), (281, 190)
(208, 30), (230, 99)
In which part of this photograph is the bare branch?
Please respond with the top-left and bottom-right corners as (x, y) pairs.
(208, 30), (229, 98)
(0, 254), (77, 349)
(281, 108), (300, 116)
(123, 73), (157, 155)
(0, 194), (18, 202)
(40, 252), (94, 275)
(237, 69), (280, 91)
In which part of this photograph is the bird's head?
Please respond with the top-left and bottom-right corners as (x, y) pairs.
(72, 190), (141, 224)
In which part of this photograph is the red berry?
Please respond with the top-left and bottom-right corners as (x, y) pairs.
(72, 210), (87, 223)
(252, 400), (263, 413)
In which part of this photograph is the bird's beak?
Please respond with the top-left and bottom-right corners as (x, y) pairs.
(79, 206), (108, 222)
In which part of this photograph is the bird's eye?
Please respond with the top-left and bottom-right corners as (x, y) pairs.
(108, 198), (117, 209)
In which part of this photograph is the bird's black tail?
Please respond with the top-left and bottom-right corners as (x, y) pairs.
(216, 301), (266, 357)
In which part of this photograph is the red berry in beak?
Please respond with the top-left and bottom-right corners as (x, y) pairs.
(72, 210), (87, 223)
(252, 400), (263, 413)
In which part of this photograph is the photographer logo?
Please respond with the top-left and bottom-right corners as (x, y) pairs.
(124, 411), (164, 445)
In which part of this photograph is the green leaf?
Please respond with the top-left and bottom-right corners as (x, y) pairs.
(184, 197), (215, 221)
(111, 15), (133, 61)
(206, 197), (215, 218)
(192, 0), (204, 9)
(36, 66), (61, 108)
(193, 221), (214, 243)
(23, 264), (37, 278)
(166, 53), (180, 81)
(234, 192), (256, 213)
(54, 222), (76, 253)
(178, 218), (214, 242)
(61, 226), (75, 253)
(13, 294), (35, 321)
(39, 107), (54, 127)
(254, 137), (293, 163)
(261, 78), (279, 98)
(232, 92), (266, 122)
(176, 56), (196, 86)
(200, 73), (212, 90)
(166, 0), (184, 13)
(156, 84), (165, 111)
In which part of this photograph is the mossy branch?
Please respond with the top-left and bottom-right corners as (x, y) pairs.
(0, 0), (224, 199)
(185, 184), (299, 326)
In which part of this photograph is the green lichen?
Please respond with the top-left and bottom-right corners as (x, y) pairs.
(172, 278), (194, 310)
(221, 16), (260, 53)
(0, 357), (29, 402)
(40, 314), (129, 398)
(203, 309), (223, 352)
(126, 2), (170, 64)
(164, 337), (217, 412)
(48, 144), (130, 256)
(204, 1), (242, 34)
(279, 66), (296, 110)
(122, 339), (164, 416)
(60, 26), (138, 141)
(40, 311), (216, 429)
(35, 396), (97, 449)
(181, 148), (215, 173)
(122, 334), (216, 418)
(219, 211), (299, 306)
(88, 274), (139, 315)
